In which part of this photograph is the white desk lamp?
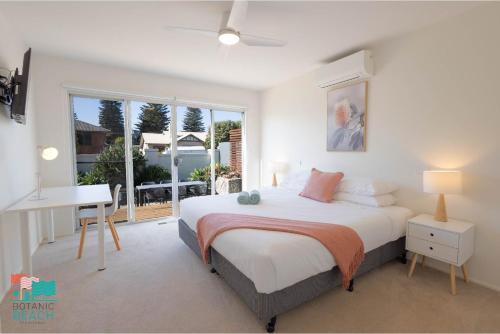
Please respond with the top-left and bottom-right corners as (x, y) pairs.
(423, 170), (462, 222)
(32, 146), (58, 201)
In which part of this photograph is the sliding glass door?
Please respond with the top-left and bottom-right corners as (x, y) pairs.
(171, 107), (244, 216)
(71, 95), (129, 224)
(70, 92), (245, 223)
(211, 109), (244, 195)
(172, 106), (212, 209)
(129, 100), (174, 221)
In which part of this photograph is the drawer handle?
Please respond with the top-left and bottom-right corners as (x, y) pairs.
(429, 246), (434, 250)
(430, 233), (434, 237)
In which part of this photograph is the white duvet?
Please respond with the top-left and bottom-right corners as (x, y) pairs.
(180, 188), (413, 294)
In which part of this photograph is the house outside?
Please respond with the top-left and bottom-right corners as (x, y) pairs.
(139, 131), (207, 153)
(75, 120), (110, 154)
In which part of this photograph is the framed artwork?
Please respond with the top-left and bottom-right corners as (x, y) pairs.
(327, 81), (367, 152)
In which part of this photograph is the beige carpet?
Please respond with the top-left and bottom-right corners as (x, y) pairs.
(1, 220), (500, 333)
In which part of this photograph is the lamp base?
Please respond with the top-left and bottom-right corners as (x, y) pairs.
(434, 193), (448, 222)
(31, 172), (45, 201)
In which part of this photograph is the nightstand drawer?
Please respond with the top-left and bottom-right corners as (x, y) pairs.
(408, 223), (459, 248)
(407, 236), (458, 264)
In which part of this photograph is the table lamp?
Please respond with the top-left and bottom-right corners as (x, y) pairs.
(32, 146), (59, 201)
(423, 170), (462, 222)
(270, 161), (288, 187)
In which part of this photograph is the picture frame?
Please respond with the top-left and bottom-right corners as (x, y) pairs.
(326, 81), (367, 152)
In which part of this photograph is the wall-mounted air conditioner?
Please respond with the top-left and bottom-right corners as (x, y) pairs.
(317, 50), (373, 88)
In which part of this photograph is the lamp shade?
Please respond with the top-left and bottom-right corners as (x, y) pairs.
(270, 161), (288, 174)
(423, 170), (462, 194)
(40, 147), (59, 161)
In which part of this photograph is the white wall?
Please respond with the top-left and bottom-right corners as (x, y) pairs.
(0, 12), (43, 300)
(32, 54), (261, 236)
(261, 4), (500, 290)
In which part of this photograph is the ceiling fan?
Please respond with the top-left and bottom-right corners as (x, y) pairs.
(164, 1), (287, 47)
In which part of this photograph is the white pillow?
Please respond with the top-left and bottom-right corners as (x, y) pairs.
(336, 177), (398, 196)
(279, 170), (310, 190)
(334, 192), (397, 207)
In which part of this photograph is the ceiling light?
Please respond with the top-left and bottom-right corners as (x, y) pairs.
(218, 29), (240, 45)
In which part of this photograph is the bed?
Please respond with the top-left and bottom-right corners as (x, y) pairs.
(178, 187), (413, 332)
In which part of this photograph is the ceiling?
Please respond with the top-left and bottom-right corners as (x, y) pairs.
(0, 1), (479, 90)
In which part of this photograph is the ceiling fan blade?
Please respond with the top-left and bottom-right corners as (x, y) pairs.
(240, 34), (287, 47)
(226, 0), (248, 31)
(164, 26), (219, 38)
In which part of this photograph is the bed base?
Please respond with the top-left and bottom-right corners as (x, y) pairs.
(178, 219), (405, 333)
(347, 278), (354, 292)
(266, 316), (277, 333)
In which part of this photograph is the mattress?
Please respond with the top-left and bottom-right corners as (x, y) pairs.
(180, 187), (413, 294)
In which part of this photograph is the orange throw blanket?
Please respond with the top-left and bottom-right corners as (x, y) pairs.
(196, 213), (365, 289)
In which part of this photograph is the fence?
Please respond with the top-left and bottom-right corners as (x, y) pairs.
(229, 128), (242, 173)
(76, 154), (100, 174)
(77, 148), (226, 181)
(143, 149), (220, 181)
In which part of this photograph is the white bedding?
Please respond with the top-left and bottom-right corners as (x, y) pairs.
(180, 188), (413, 294)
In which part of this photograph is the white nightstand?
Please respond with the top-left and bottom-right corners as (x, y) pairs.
(406, 214), (474, 295)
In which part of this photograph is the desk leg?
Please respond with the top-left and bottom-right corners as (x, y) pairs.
(97, 203), (106, 271)
(19, 211), (33, 275)
(47, 209), (55, 244)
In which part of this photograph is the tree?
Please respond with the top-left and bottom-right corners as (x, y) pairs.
(98, 100), (124, 138)
(135, 103), (170, 134)
(78, 137), (146, 187)
(182, 107), (205, 132)
(136, 165), (171, 185)
(204, 120), (241, 149)
(190, 163), (231, 192)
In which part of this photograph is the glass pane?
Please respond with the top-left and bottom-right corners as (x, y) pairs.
(131, 101), (173, 221)
(72, 95), (128, 224)
(175, 106), (211, 207)
(211, 110), (243, 195)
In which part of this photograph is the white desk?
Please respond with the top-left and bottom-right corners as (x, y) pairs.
(6, 184), (112, 274)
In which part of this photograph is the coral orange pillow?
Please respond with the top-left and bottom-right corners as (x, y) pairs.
(300, 168), (344, 202)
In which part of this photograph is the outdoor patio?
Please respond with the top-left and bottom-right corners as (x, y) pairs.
(119, 203), (173, 222)
(81, 202), (173, 224)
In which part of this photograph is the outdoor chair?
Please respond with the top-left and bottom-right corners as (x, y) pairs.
(141, 182), (167, 205)
(188, 184), (208, 197)
(178, 186), (189, 200)
(160, 180), (173, 202)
